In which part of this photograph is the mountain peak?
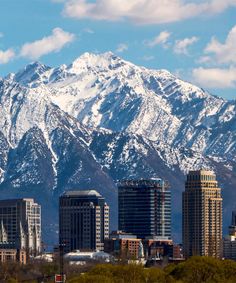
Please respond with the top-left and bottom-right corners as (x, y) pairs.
(12, 61), (51, 87)
(68, 51), (128, 74)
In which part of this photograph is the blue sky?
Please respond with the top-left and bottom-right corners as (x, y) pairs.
(0, 0), (236, 99)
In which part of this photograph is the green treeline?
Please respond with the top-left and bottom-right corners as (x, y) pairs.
(67, 257), (236, 283)
(1, 256), (236, 282)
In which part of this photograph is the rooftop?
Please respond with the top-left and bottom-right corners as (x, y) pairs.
(188, 169), (215, 176)
(62, 190), (102, 197)
(118, 179), (169, 189)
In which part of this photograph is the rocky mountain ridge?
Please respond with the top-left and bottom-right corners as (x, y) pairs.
(0, 52), (236, 243)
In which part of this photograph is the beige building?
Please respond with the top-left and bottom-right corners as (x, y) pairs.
(0, 249), (27, 264)
(183, 170), (222, 258)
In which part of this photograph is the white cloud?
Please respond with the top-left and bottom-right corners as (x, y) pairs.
(204, 25), (236, 64)
(51, 0), (66, 2)
(83, 28), (94, 34)
(197, 56), (211, 64)
(0, 49), (15, 64)
(20, 28), (75, 60)
(0, 32), (4, 38)
(174, 36), (199, 55)
(145, 31), (171, 48)
(192, 66), (236, 88)
(116, 43), (128, 53)
(142, 55), (155, 61)
(61, 0), (236, 25)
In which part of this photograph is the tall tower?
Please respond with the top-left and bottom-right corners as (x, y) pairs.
(59, 190), (109, 253)
(118, 179), (171, 239)
(183, 170), (222, 258)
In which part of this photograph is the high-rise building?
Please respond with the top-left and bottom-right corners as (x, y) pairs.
(0, 198), (41, 255)
(59, 190), (109, 253)
(223, 211), (236, 261)
(183, 170), (222, 258)
(118, 179), (171, 239)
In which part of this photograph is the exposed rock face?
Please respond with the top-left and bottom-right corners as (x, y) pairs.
(0, 52), (235, 244)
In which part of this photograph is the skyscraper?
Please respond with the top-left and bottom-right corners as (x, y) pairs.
(183, 170), (222, 258)
(0, 198), (41, 255)
(59, 190), (109, 253)
(118, 179), (171, 239)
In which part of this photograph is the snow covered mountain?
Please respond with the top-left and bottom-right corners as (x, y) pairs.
(1, 52), (236, 243)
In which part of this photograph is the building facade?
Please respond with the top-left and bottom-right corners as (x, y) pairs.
(104, 230), (143, 259)
(183, 170), (222, 258)
(0, 248), (27, 264)
(118, 179), (171, 239)
(223, 211), (236, 261)
(59, 190), (109, 253)
(0, 198), (41, 256)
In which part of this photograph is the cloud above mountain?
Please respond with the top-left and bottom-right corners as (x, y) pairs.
(192, 25), (236, 89)
(60, 0), (236, 25)
(192, 66), (236, 88)
(203, 25), (236, 65)
(116, 43), (128, 53)
(20, 28), (75, 60)
(0, 49), (15, 64)
(174, 36), (199, 55)
(144, 31), (171, 48)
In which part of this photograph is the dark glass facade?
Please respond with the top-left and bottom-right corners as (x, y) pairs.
(118, 179), (171, 239)
(59, 190), (109, 253)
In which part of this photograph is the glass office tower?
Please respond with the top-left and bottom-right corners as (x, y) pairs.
(118, 179), (171, 239)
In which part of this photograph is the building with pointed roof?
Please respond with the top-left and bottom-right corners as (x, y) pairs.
(0, 198), (41, 256)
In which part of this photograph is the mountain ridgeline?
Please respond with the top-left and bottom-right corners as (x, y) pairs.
(0, 52), (236, 243)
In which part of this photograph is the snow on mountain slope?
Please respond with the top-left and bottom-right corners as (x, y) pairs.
(10, 52), (236, 163)
(1, 52), (236, 243)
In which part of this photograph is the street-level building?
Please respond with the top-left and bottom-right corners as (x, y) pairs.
(118, 179), (171, 239)
(59, 190), (109, 253)
(0, 246), (27, 264)
(183, 170), (222, 258)
(143, 237), (173, 259)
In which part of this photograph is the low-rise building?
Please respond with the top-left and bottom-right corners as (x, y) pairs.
(64, 250), (112, 265)
(143, 237), (173, 259)
(0, 248), (27, 264)
(104, 231), (143, 259)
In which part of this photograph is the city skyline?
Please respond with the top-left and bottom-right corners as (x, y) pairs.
(0, 1), (235, 280)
